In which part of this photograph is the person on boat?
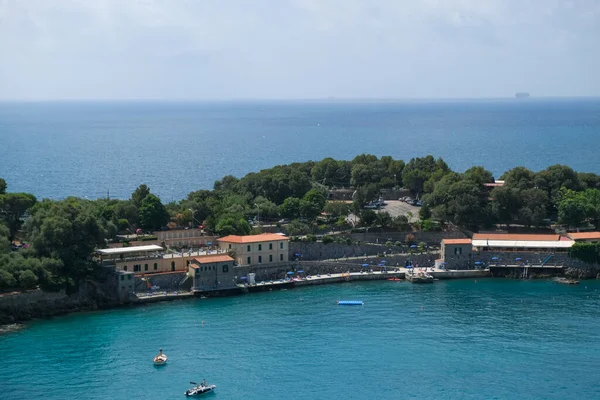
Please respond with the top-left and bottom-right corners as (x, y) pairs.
(202, 379), (207, 387)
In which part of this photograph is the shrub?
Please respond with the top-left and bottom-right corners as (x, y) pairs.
(0, 269), (16, 290)
(18, 270), (38, 290)
(322, 235), (334, 244)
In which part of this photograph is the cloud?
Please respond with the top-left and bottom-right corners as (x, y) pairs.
(0, 0), (598, 99)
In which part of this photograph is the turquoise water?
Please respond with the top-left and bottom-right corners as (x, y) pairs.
(2, 280), (600, 399)
(1, 99), (600, 200)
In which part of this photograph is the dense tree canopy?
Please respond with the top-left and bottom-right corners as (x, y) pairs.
(3, 156), (600, 292)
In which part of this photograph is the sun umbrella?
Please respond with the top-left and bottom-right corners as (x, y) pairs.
(297, 270), (304, 273)
(287, 271), (294, 275)
(410, 244), (417, 248)
(515, 257), (522, 261)
(406, 265), (413, 268)
(362, 263), (369, 267)
(294, 253), (302, 257)
(474, 261), (483, 265)
(491, 257), (499, 261)
(240, 276), (247, 280)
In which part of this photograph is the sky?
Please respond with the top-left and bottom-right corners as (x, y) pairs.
(0, 0), (599, 100)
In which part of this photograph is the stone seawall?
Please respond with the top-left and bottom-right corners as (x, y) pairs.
(290, 242), (439, 262)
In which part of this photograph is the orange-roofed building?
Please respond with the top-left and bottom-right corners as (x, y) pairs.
(440, 237), (473, 269)
(565, 232), (600, 242)
(189, 254), (236, 292)
(217, 233), (289, 266)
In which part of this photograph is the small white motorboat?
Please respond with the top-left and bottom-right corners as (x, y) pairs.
(154, 348), (168, 366)
(185, 381), (216, 397)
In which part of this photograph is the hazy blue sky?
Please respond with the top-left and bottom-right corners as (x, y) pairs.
(0, 0), (598, 100)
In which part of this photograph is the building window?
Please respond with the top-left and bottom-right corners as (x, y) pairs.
(258, 244), (262, 251)
(247, 245), (251, 252)
(229, 244), (232, 249)
(247, 256), (251, 264)
(124, 265), (128, 271)
(280, 254), (283, 261)
(258, 256), (262, 263)
(269, 243), (273, 250)
(144, 264), (148, 271)
(186, 260), (190, 266)
(171, 261), (175, 271)
(120, 275), (124, 281)
(280, 242), (283, 249)
(269, 254), (273, 262)
(154, 263), (158, 270)
(222, 264), (229, 273)
(128, 274), (132, 280)
(134, 265), (140, 272)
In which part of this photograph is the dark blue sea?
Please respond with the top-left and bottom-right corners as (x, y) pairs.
(1, 98), (600, 201)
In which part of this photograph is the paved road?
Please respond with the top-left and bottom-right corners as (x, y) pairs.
(380, 200), (420, 221)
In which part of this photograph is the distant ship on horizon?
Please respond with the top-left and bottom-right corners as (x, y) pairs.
(515, 92), (530, 99)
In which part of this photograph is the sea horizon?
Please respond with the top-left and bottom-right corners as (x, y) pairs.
(2, 97), (600, 201)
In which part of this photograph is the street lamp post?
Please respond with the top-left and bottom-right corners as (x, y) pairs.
(393, 174), (397, 190)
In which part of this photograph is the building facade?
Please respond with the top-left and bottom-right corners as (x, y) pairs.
(189, 255), (237, 291)
(440, 238), (473, 269)
(217, 233), (289, 266)
(154, 229), (217, 249)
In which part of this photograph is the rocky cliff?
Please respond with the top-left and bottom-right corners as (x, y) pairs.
(0, 280), (121, 325)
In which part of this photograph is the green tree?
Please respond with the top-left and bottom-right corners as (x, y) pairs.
(0, 192), (37, 239)
(491, 187), (521, 225)
(323, 201), (351, 220)
(501, 167), (535, 190)
(0, 223), (10, 253)
(558, 197), (588, 227)
(300, 189), (327, 221)
(518, 188), (548, 227)
(18, 269), (38, 290)
(463, 166), (495, 185)
(215, 216), (251, 236)
(375, 211), (392, 228)
(287, 220), (310, 236)
(402, 155), (450, 195)
(0, 269), (16, 289)
(279, 197), (302, 219)
(26, 199), (107, 285)
(138, 194), (169, 230)
(0, 178), (6, 194)
(360, 210), (377, 226)
(131, 184), (151, 209)
(391, 215), (410, 231)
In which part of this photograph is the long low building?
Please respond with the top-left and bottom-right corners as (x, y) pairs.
(440, 232), (600, 269)
(471, 233), (574, 252)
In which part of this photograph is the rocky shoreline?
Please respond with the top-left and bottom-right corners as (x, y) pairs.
(0, 281), (120, 326)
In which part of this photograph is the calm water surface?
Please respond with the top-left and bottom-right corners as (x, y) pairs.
(2, 280), (600, 399)
(1, 99), (599, 200)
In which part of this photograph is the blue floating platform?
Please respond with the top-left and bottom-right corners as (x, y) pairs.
(337, 300), (364, 306)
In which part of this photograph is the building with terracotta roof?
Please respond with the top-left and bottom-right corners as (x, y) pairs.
(565, 232), (600, 242)
(471, 233), (573, 251)
(189, 254), (236, 291)
(217, 233), (289, 266)
(440, 238), (473, 269)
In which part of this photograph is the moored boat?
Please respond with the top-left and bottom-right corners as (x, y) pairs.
(185, 380), (216, 396)
(154, 348), (168, 366)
